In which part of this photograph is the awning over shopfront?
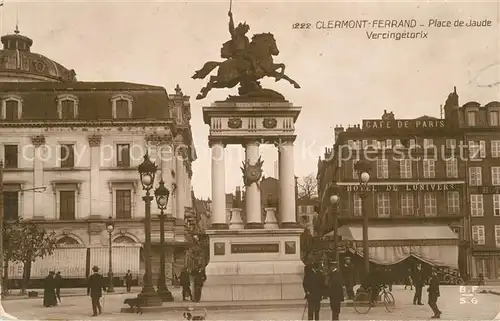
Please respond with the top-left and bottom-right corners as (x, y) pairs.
(335, 225), (459, 269)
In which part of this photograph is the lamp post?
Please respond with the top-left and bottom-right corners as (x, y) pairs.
(137, 153), (162, 307)
(154, 178), (174, 302)
(329, 185), (341, 264)
(105, 216), (115, 293)
(354, 159), (371, 277)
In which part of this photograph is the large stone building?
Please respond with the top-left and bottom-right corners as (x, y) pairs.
(0, 29), (196, 285)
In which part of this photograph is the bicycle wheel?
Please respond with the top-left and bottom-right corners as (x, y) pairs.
(354, 291), (371, 314)
(383, 291), (395, 313)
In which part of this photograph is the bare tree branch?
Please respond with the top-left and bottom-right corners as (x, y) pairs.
(297, 173), (318, 199)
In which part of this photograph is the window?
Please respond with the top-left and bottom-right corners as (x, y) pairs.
(470, 194), (484, 217)
(424, 192), (437, 216)
(400, 159), (412, 179)
(60, 100), (76, 120)
(469, 167), (482, 186)
(469, 141), (486, 159)
(377, 193), (390, 217)
(446, 158), (458, 178)
(447, 191), (460, 214)
(493, 194), (500, 216)
(495, 226), (500, 247)
(492, 141), (500, 158)
(59, 191), (76, 220)
(4, 145), (18, 168)
(353, 194), (362, 216)
(423, 138), (434, 149)
(423, 159), (435, 178)
(472, 225), (485, 245)
(492, 167), (500, 185)
(401, 192), (414, 216)
(445, 139), (456, 148)
(60, 144), (75, 168)
(490, 111), (499, 126)
(352, 156), (360, 179)
(116, 144), (131, 167)
(395, 139), (403, 148)
(3, 191), (18, 221)
(468, 111), (477, 126)
(111, 95), (133, 120)
(2, 97), (22, 120)
(116, 190), (132, 219)
(376, 158), (388, 179)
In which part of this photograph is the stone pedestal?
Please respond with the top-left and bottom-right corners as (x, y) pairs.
(203, 229), (304, 301)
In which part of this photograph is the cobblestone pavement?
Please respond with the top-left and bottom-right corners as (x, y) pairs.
(1, 286), (498, 320)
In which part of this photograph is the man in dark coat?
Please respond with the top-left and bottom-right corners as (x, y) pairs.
(303, 262), (324, 321)
(43, 271), (57, 307)
(342, 257), (355, 299)
(192, 266), (207, 302)
(180, 268), (192, 301)
(327, 262), (344, 321)
(87, 266), (106, 317)
(124, 270), (133, 293)
(427, 268), (441, 319)
(413, 264), (425, 305)
(54, 271), (62, 303)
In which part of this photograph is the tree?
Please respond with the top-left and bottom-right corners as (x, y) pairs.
(2, 220), (22, 295)
(8, 220), (58, 294)
(297, 173), (318, 199)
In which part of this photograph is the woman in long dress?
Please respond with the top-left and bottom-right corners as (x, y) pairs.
(43, 271), (57, 307)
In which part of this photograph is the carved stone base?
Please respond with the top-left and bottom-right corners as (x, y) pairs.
(228, 88), (286, 102)
(280, 222), (300, 229)
(245, 222), (264, 229)
(157, 285), (174, 302)
(211, 223), (229, 230)
(138, 286), (162, 307)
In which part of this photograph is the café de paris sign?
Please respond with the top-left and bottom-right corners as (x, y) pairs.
(344, 183), (459, 192)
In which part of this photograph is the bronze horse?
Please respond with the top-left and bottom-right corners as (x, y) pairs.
(192, 33), (300, 100)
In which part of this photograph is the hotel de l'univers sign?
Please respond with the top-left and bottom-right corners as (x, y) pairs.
(345, 183), (459, 192)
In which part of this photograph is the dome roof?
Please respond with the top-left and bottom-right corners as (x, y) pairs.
(0, 29), (77, 82)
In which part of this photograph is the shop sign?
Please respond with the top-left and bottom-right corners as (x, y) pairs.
(345, 183), (458, 192)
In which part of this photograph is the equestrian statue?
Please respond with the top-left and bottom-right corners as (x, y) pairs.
(192, 10), (300, 101)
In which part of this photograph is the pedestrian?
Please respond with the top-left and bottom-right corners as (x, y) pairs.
(54, 271), (62, 304)
(327, 262), (344, 321)
(427, 268), (441, 319)
(180, 268), (192, 301)
(303, 261), (324, 321)
(124, 270), (132, 293)
(43, 271), (57, 307)
(192, 266), (206, 302)
(342, 257), (355, 299)
(87, 266), (106, 317)
(413, 264), (425, 305)
(404, 269), (413, 290)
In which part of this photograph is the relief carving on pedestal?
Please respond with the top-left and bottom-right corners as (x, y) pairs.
(227, 117), (243, 129)
(285, 241), (296, 255)
(214, 242), (225, 256)
(262, 118), (277, 129)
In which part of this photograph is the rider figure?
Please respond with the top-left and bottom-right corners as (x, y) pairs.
(227, 11), (258, 73)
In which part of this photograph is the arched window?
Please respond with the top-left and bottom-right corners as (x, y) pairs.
(111, 95), (133, 119)
(1, 96), (23, 120)
(56, 236), (80, 245)
(114, 235), (135, 244)
(56, 95), (79, 120)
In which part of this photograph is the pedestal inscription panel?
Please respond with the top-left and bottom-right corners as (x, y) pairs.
(231, 243), (280, 254)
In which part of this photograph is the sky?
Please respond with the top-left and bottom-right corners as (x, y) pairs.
(1, 0), (499, 198)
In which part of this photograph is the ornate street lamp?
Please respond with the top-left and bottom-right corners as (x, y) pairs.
(106, 216), (115, 293)
(154, 178), (174, 302)
(354, 159), (372, 277)
(329, 185), (341, 264)
(137, 153), (162, 307)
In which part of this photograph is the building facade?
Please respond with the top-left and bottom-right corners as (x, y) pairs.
(443, 88), (500, 279)
(0, 30), (196, 285)
(317, 108), (467, 277)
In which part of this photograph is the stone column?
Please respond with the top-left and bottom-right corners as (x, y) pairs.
(278, 139), (297, 227)
(210, 141), (228, 229)
(88, 134), (102, 217)
(31, 135), (45, 219)
(244, 141), (263, 229)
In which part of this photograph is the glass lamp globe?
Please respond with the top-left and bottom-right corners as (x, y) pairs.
(141, 174), (152, 186)
(106, 224), (114, 233)
(360, 172), (370, 183)
(157, 196), (167, 207)
(330, 195), (339, 204)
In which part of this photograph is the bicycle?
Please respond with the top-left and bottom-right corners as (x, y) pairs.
(353, 285), (395, 314)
